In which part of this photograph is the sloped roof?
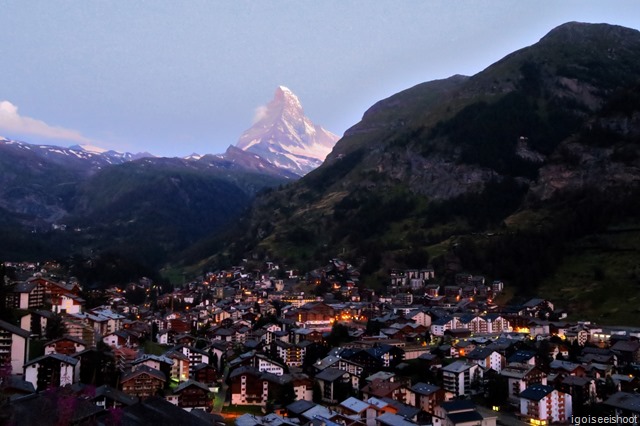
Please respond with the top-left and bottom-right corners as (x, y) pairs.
(286, 399), (316, 415)
(94, 384), (138, 406)
(507, 350), (536, 364)
(439, 399), (476, 413)
(121, 365), (166, 383)
(316, 367), (348, 382)
(339, 396), (370, 413)
(448, 410), (484, 424)
(229, 365), (261, 379)
(0, 319), (30, 338)
(519, 384), (555, 401)
(465, 347), (496, 360)
(441, 360), (473, 373)
(174, 379), (210, 394)
(25, 353), (79, 367)
(376, 412), (417, 426)
(612, 340), (640, 353)
(410, 382), (440, 396)
(605, 392), (640, 413)
(120, 396), (210, 425)
(11, 282), (37, 293)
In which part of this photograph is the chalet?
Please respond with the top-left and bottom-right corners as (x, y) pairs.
(519, 384), (573, 424)
(24, 353), (81, 391)
(346, 344), (404, 370)
(229, 351), (285, 376)
(292, 327), (323, 344)
(580, 347), (616, 365)
(507, 350), (537, 366)
(444, 286), (462, 299)
(175, 345), (210, 375)
(604, 392), (640, 418)
(131, 354), (173, 380)
(458, 315), (485, 333)
(92, 384), (138, 409)
(376, 397), (421, 422)
(407, 382), (445, 414)
(167, 379), (212, 412)
(210, 327), (238, 343)
(291, 372), (313, 401)
(285, 301), (336, 331)
(229, 366), (267, 406)
(465, 347), (505, 373)
(549, 359), (587, 377)
(192, 362), (218, 385)
(263, 324), (283, 345)
(75, 348), (117, 387)
(50, 293), (84, 315)
(377, 412), (419, 426)
(71, 308), (124, 337)
(300, 404), (340, 423)
(559, 375), (596, 408)
(286, 400), (317, 421)
(365, 371), (396, 383)
(522, 298), (554, 317)
(0, 319), (30, 375)
(452, 340), (476, 358)
(206, 341), (227, 370)
(156, 329), (172, 345)
(338, 396), (373, 420)
(168, 317), (191, 333)
(314, 354), (364, 390)
(492, 280), (504, 294)
(5, 282), (44, 309)
(430, 316), (456, 336)
(120, 365), (166, 399)
(314, 367), (351, 404)
(20, 309), (54, 339)
(44, 336), (86, 356)
(174, 333), (197, 346)
(433, 400), (496, 426)
(407, 309), (432, 327)
(611, 340), (640, 365)
(441, 361), (482, 397)
(418, 352), (443, 370)
(501, 363), (547, 403)
(361, 378), (408, 403)
(564, 326), (590, 346)
(0, 375), (35, 399)
(484, 314), (510, 333)
(274, 340), (308, 367)
(102, 330), (130, 348)
(366, 397), (400, 417)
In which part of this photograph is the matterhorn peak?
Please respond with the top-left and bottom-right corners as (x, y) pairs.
(236, 86), (339, 176)
(277, 85), (294, 95)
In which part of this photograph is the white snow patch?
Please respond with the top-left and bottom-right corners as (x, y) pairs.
(240, 138), (262, 151)
(77, 144), (108, 153)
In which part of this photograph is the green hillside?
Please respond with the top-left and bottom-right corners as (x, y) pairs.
(190, 22), (640, 325)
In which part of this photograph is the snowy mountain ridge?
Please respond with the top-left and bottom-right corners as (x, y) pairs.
(235, 86), (339, 176)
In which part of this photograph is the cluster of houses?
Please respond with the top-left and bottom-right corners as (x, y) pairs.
(1, 260), (640, 425)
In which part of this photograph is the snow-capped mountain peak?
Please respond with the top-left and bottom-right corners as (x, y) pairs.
(236, 86), (339, 176)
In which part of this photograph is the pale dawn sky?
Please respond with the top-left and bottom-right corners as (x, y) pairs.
(1, 1), (639, 157)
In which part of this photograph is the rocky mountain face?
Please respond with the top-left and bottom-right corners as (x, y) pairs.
(0, 138), (155, 224)
(214, 22), (640, 297)
(236, 86), (339, 176)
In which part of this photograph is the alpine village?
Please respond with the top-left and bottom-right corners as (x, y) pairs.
(4, 22), (640, 426)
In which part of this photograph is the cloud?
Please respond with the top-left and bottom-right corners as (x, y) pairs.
(252, 105), (268, 124)
(0, 100), (92, 143)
